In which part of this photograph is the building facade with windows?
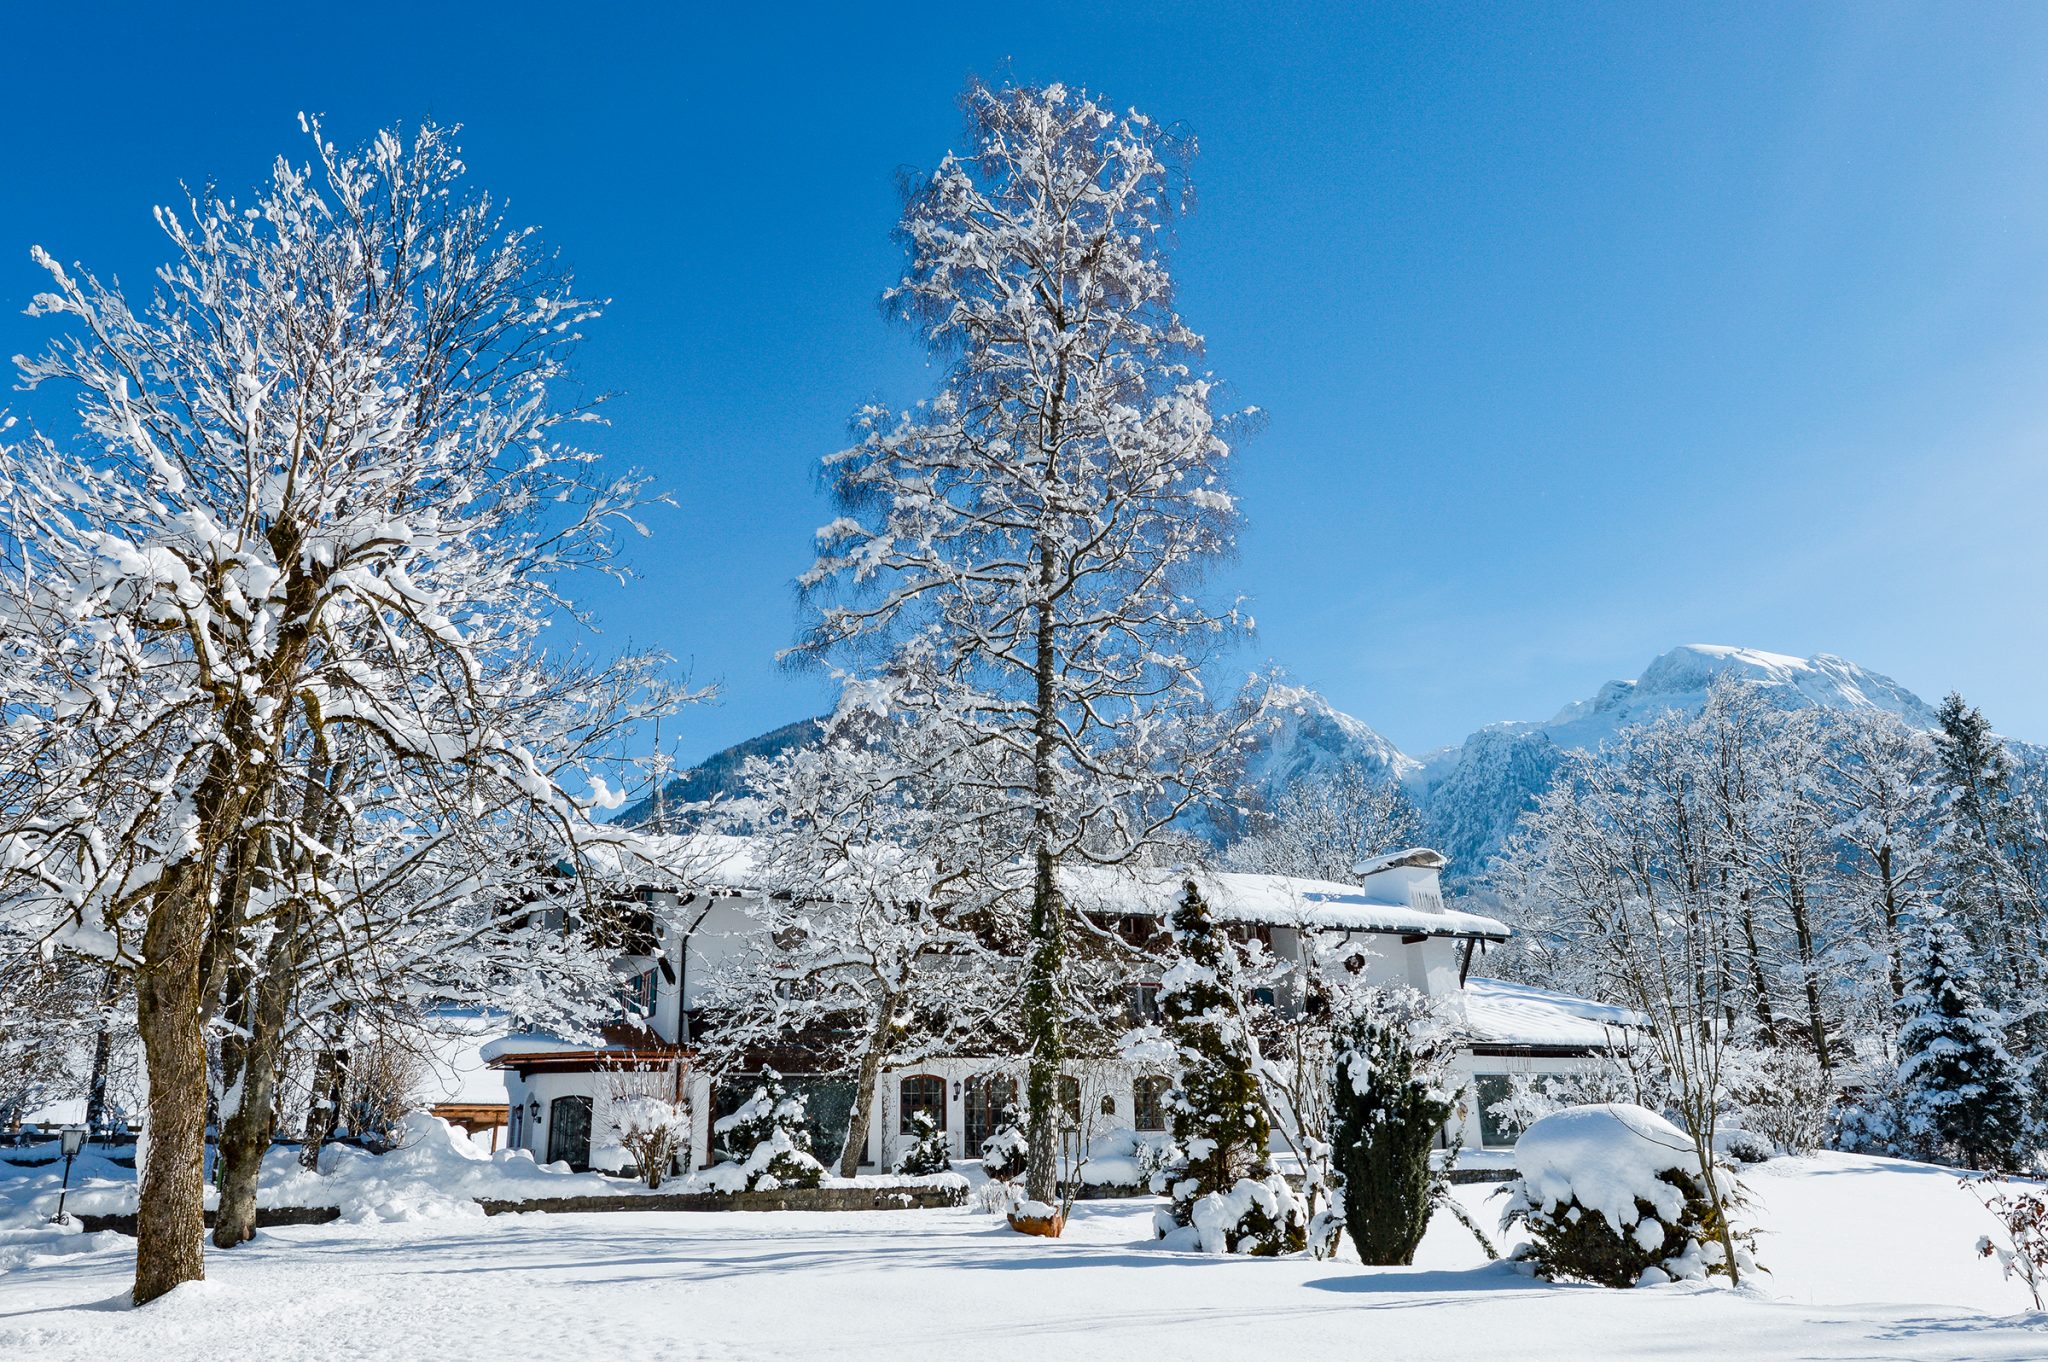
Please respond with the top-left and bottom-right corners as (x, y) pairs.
(482, 838), (1632, 1174)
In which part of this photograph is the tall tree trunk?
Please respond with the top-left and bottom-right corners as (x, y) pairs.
(1021, 538), (1066, 1208)
(1734, 892), (1778, 1043)
(840, 995), (899, 1178)
(82, 962), (121, 1133)
(132, 877), (210, 1305)
(1784, 874), (1831, 1075)
(1878, 844), (1905, 1005)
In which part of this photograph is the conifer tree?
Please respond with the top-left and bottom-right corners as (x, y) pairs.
(712, 1068), (826, 1190)
(1898, 913), (2027, 1171)
(1932, 694), (2047, 983)
(897, 1110), (953, 1176)
(1153, 881), (1305, 1254)
(1331, 987), (1462, 1265)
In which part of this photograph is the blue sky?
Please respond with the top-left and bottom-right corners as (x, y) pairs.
(5, 3), (2047, 764)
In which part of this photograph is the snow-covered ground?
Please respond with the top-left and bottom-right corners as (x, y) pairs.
(0, 1149), (2041, 1361)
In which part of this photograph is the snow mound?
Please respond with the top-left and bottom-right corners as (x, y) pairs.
(1510, 1103), (1699, 1232)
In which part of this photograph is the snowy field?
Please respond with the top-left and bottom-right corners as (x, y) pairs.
(2, 1151), (2044, 1361)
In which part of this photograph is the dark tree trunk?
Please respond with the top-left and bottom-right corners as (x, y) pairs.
(1021, 524), (1067, 1208)
(1878, 844), (1906, 1005)
(1784, 873), (1831, 1075)
(132, 876), (210, 1305)
(840, 996), (898, 1178)
(83, 962), (121, 1133)
(213, 953), (297, 1247)
(299, 1023), (350, 1172)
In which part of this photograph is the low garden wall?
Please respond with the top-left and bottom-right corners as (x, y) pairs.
(77, 1181), (966, 1234)
(77, 1206), (341, 1236)
(481, 1182), (967, 1215)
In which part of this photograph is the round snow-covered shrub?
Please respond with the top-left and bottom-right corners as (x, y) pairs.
(896, 1109), (952, 1176)
(710, 1069), (825, 1192)
(980, 1123), (1027, 1182)
(1500, 1104), (1758, 1288)
(1153, 1170), (1309, 1257)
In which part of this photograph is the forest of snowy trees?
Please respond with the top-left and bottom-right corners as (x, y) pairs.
(1488, 678), (2048, 1174)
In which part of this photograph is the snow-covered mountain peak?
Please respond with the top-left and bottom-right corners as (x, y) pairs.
(1255, 683), (1420, 785)
(1538, 643), (1936, 748)
(1413, 643), (1944, 878)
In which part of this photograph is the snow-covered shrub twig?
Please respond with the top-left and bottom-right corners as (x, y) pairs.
(1965, 1172), (2048, 1311)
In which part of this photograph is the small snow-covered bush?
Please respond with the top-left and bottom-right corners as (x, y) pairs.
(973, 1178), (1019, 1215)
(604, 1066), (689, 1189)
(711, 1068), (825, 1192)
(1155, 1171), (1307, 1256)
(1965, 1172), (2048, 1311)
(1500, 1104), (1758, 1288)
(1726, 1046), (1829, 1156)
(980, 1123), (1027, 1182)
(609, 1094), (689, 1189)
(896, 1110), (951, 1176)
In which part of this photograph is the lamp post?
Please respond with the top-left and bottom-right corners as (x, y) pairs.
(51, 1125), (86, 1226)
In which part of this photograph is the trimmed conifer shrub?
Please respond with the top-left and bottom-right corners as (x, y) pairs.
(897, 1109), (953, 1175)
(1500, 1104), (1759, 1288)
(711, 1067), (826, 1191)
(1330, 986), (1461, 1265)
(981, 1123), (1028, 1182)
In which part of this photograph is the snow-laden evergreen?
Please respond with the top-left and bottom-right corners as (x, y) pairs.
(1148, 881), (1305, 1255)
(711, 1069), (826, 1192)
(1897, 913), (2027, 1170)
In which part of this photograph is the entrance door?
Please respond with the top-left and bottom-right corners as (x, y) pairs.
(963, 1075), (1017, 1158)
(547, 1095), (593, 1170)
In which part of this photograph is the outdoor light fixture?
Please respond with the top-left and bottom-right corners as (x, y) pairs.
(528, 1096), (542, 1124)
(951, 1080), (961, 1100)
(50, 1125), (86, 1225)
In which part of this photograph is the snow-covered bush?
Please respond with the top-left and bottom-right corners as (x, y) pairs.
(972, 1178), (1019, 1215)
(711, 1069), (824, 1192)
(1726, 1046), (1829, 1156)
(1500, 1104), (1758, 1288)
(605, 1066), (689, 1190)
(980, 1123), (1027, 1182)
(1965, 1172), (2048, 1310)
(1331, 987), (1463, 1266)
(1150, 881), (1306, 1256)
(896, 1110), (952, 1176)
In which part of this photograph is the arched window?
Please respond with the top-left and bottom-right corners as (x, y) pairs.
(1133, 1076), (1171, 1132)
(963, 1074), (1018, 1155)
(1057, 1075), (1081, 1125)
(899, 1074), (947, 1133)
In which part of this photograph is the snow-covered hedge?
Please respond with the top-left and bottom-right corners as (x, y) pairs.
(1500, 1104), (1758, 1288)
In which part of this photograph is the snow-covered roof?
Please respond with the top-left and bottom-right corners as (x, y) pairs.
(1460, 977), (1644, 1049)
(596, 833), (1507, 941)
(477, 1032), (601, 1064)
(416, 1010), (515, 1106)
(1062, 866), (1508, 941)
